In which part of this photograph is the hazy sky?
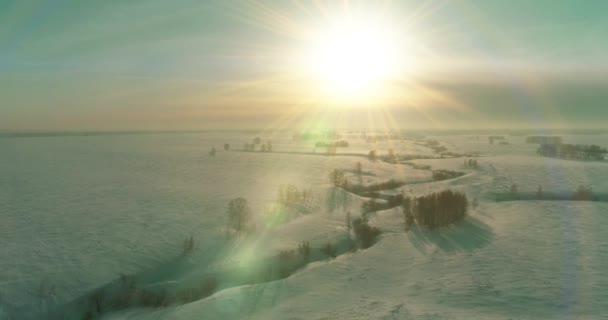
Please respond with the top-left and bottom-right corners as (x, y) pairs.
(1, 0), (607, 131)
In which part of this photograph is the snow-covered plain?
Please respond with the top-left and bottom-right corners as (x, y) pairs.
(1, 131), (607, 319)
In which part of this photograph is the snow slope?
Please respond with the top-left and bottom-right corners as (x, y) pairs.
(1, 131), (607, 319)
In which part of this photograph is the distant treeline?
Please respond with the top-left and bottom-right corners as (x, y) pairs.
(537, 143), (607, 161)
(492, 185), (606, 202)
(315, 140), (349, 148)
(488, 136), (506, 144)
(526, 136), (563, 144)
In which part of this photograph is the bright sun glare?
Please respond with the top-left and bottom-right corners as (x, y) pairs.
(304, 16), (410, 102)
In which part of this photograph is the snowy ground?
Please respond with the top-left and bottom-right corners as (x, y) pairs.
(0, 131), (607, 319)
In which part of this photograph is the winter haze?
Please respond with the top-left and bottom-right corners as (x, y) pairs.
(1, 1), (607, 320)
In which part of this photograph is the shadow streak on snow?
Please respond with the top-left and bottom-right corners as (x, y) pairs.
(407, 217), (494, 254)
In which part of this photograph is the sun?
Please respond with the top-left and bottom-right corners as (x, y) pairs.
(303, 16), (410, 102)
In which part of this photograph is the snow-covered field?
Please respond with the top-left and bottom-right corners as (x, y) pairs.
(1, 131), (607, 319)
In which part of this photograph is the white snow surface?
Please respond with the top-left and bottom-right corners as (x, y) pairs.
(0, 131), (607, 319)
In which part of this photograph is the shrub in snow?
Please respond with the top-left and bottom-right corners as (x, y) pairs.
(573, 185), (594, 201)
(352, 218), (381, 248)
(355, 162), (362, 175)
(297, 241), (311, 258)
(509, 184), (518, 199)
(368, 150), (377, 161)
(321, 243), (337, 258)
(181, 236), (195, 256)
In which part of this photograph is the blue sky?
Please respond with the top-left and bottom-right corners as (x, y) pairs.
(1, 0), (607, 130)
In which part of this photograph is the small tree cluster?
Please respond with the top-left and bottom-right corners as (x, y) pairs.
(297, 241), (310, 258)
(226, 197), (251, 234)
(277, 184), (313, 206)
(224, 143), (230, 151)
(253, 137), (262, 144)
(209, 147), (216, 157)
(243, 143), (255, 151)
(329, 169), (345, 187)
(406, 190), (468, 229)
(260, 141), (272, 152)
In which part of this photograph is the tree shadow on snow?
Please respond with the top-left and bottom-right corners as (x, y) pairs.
(407, 217), (494, 254)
